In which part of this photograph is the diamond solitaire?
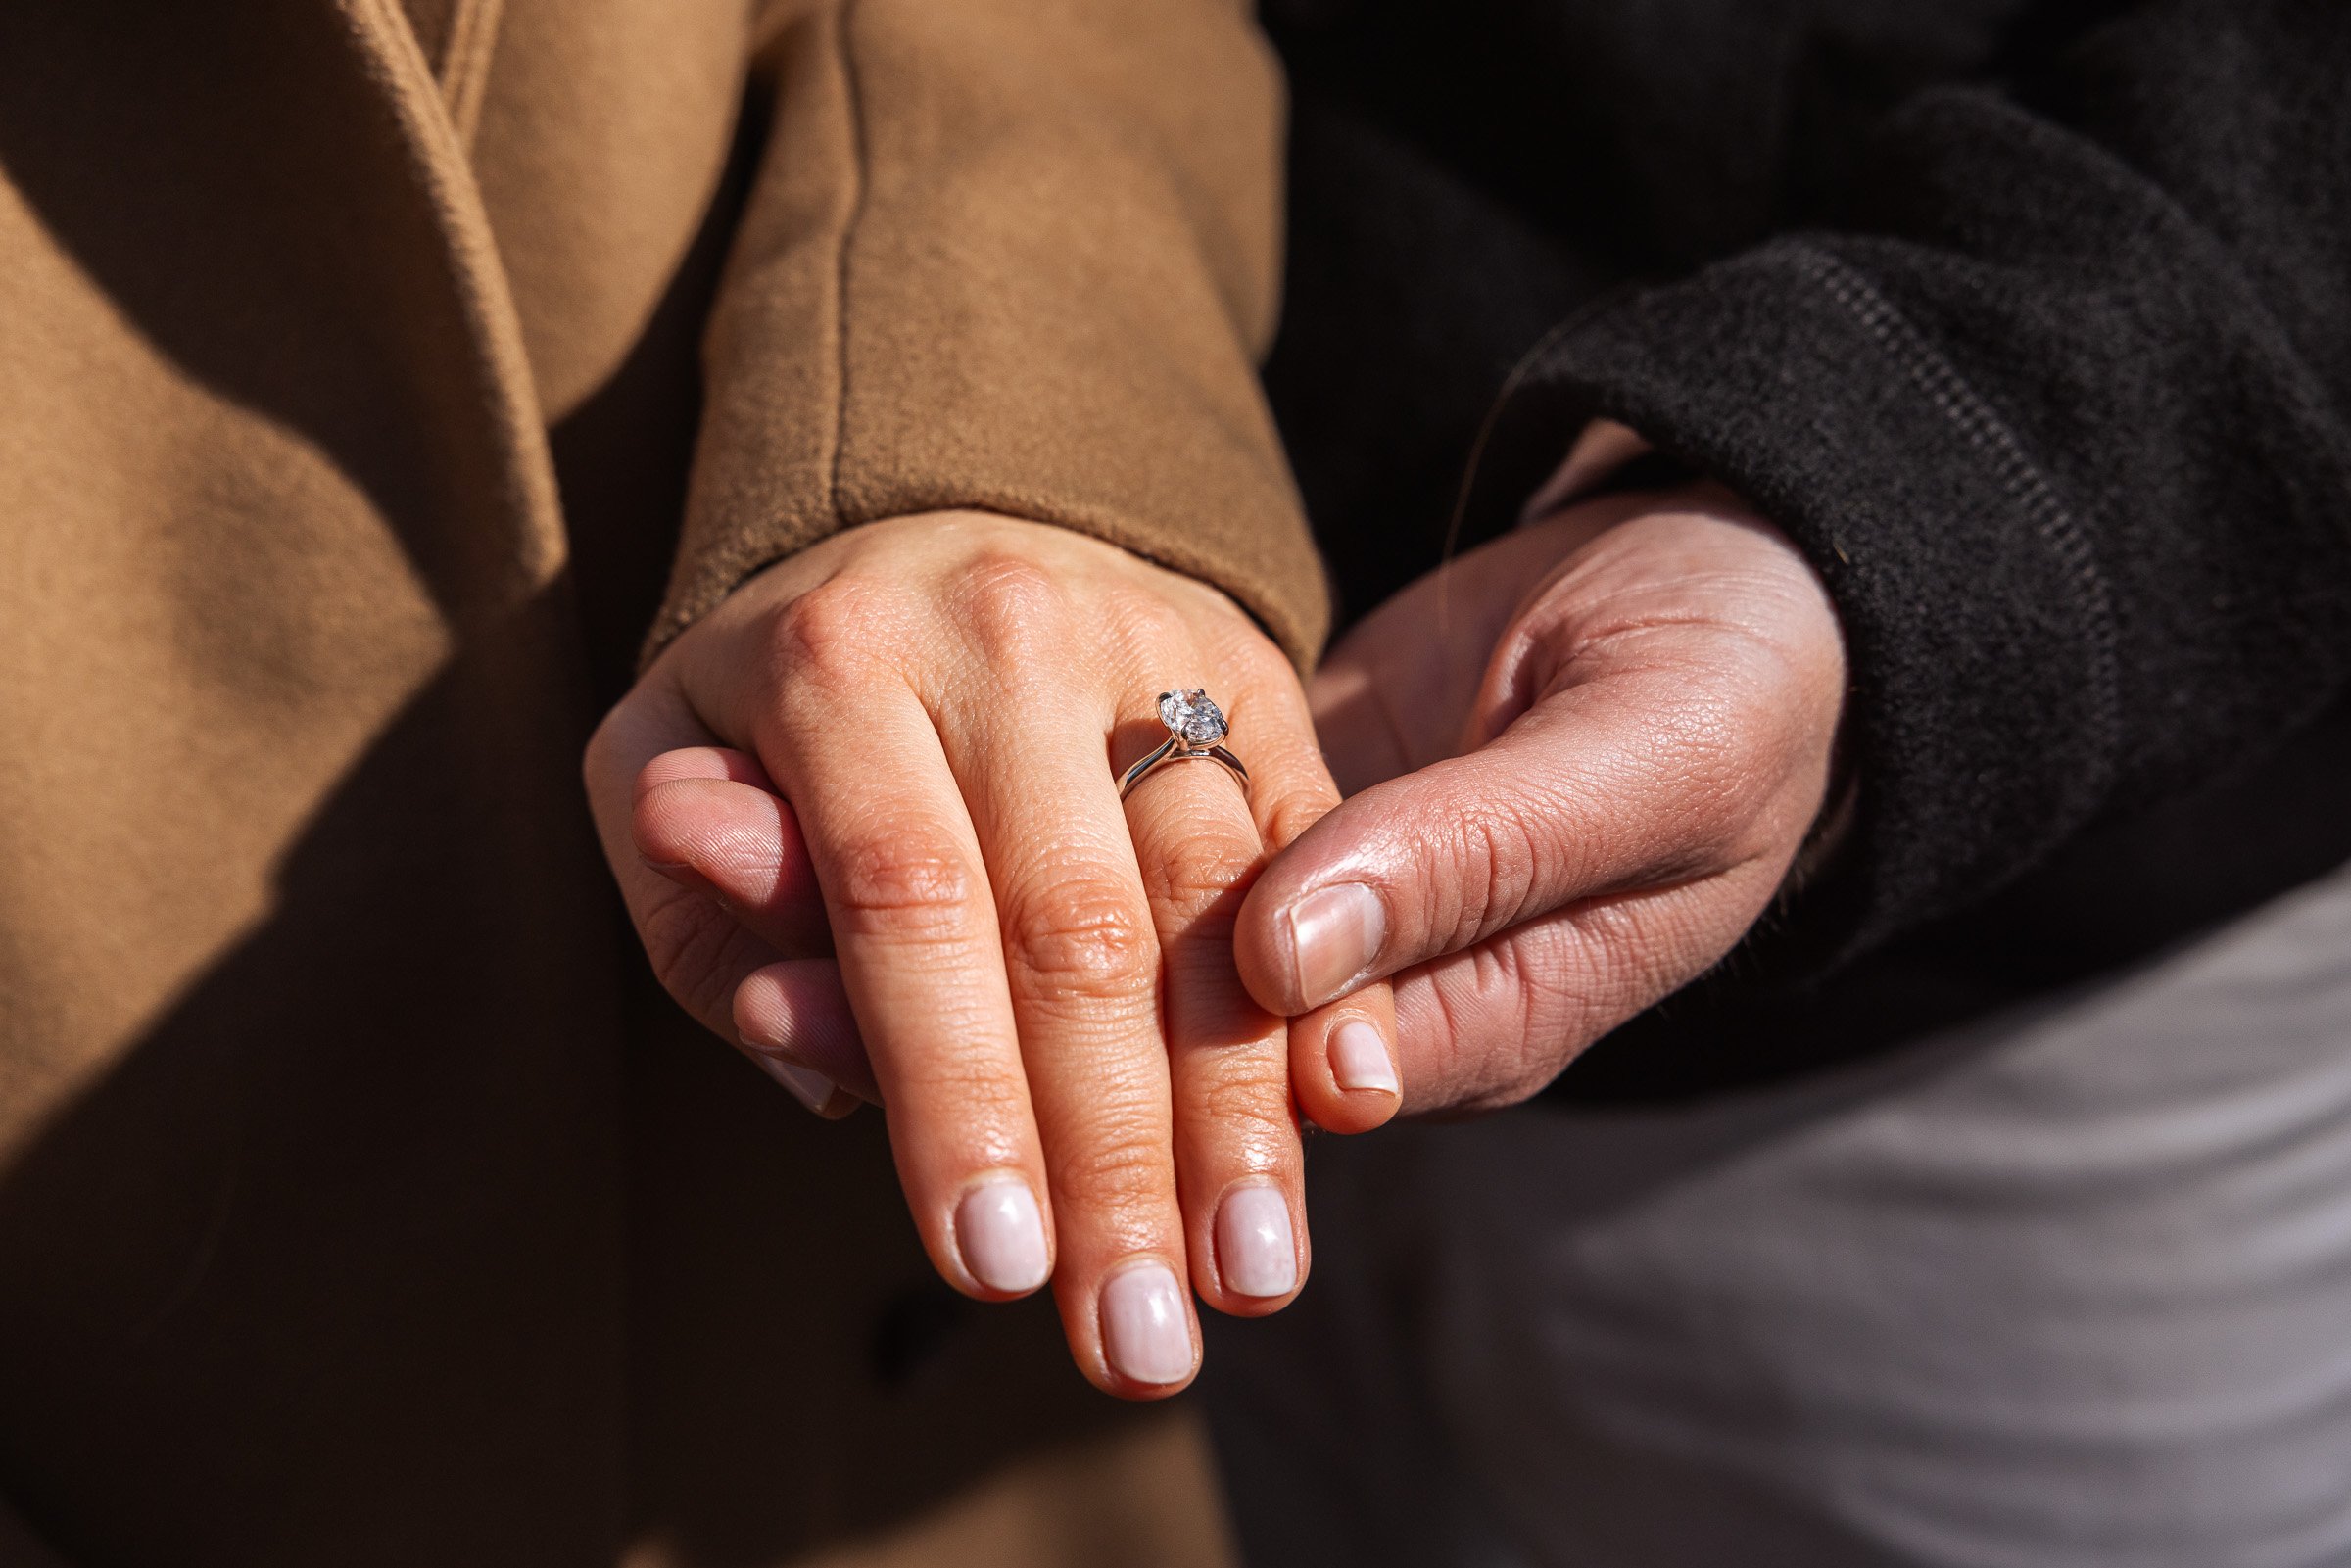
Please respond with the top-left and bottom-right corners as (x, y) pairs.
(1120, 688), (1249, 799)
(1158, 688), (1229, 747)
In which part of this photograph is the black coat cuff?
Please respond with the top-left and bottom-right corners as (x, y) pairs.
(1464, 240), (2124, 970)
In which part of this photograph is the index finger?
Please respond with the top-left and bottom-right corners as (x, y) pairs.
(756, 677), (1060, 1307)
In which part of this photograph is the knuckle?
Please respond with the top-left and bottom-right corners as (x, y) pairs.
(826, 835), (975, 938)
(1190, 1062), (1296, 1134)
(769, 577), (900, 688)
(947, 551), (1071, 662)
(1136, 826), (1254, 925)
(1002, 877), (1159, 996)
(1220, 627), (1294, 689)
(1052, 1120), (1174, 1207)
(1105, 584), (1190, 661)
(893, 1056), (1031, 1123)
(1429, 801), (1542, 949)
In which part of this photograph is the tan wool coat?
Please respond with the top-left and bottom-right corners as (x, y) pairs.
(0, 2), (1324, 1563)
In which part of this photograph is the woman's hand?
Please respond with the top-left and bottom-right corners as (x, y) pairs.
(583, 512), (1397, 1397)
(1232, 481), (1846, 1112)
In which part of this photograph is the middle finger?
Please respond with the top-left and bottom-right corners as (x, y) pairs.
(937, 666), (1201, 1396)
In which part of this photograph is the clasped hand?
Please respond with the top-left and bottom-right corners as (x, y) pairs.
(584, 513), (1398, 1397)
(585, 484), (1845, 1397)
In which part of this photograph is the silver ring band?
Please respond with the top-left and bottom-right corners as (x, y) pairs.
(1119, 736), (1251, 798)
(1120, 688), (1250, 800)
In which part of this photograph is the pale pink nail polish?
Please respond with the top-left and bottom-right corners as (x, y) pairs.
(1329, 1020), (1400, 1095)
(957, 1177), (1050, 1294)
(1286, 882), (1386, 1006)
(1216, 1186), (1298, 1299)
(1100, 1262), (1193, 1385)
(752, 1053), (836, 1115)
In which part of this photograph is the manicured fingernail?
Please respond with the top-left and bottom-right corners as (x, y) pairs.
(1329, 1019), (1400, 1095)
(1100, 1262), (1193, 1385)
(1216, 1186), (1298, 1299)
(1286, 882), (1386, 1005)
(751, 1053), (837, 1115)
(956, 1176), (1050, 1294)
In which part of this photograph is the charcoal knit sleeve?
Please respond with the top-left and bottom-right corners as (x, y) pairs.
(1463, 0), (2351, 969)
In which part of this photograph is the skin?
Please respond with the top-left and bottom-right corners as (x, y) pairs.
(586, 479), (1846, 1394)
(582, 511), (1399, 1399)
(1231, 479), (1848, 1109)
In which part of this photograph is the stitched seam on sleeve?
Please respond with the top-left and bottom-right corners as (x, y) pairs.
(1792, 242), (2124, 797)
(438, 0), (504, 149)
(827, 0), (869, 529)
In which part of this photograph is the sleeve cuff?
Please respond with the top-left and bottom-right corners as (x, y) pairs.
(1464, 239), (2125, 968)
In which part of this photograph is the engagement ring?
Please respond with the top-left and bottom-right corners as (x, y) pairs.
(1119, 688), (1250, 799)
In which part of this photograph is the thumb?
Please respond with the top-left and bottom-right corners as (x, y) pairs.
(1236, 657), (1787, 1018)
(1243, 502), (1843, 1020)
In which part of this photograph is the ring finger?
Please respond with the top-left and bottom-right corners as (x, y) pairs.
(1118, 682), (1309, 1317)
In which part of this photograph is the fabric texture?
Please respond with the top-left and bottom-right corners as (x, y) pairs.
(1459, 1), (2351, 970)
(0, 0), (1283, 1561)
(1261, 0), (2351, 1096)
(651, 0), (1327, 668)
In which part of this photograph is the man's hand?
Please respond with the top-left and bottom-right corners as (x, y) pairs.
(1233, 482), (1846, 1112)
(583, 512), (1397, 1397)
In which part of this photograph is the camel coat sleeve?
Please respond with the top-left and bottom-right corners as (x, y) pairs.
(648, 0), (1329, 668)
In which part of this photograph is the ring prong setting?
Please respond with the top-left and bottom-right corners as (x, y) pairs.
(1158, 688), (1229, 748)
(1121, 688), (1248, 799)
